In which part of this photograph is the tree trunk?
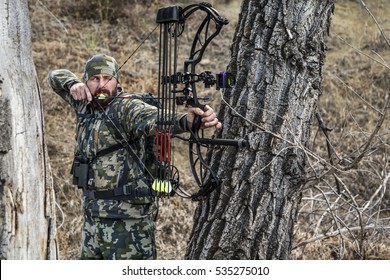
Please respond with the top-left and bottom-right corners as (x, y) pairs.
(186, 0), (335, 259)
(0, 0), (57, 259)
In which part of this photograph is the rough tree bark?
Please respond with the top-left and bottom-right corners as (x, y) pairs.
(186, 0), (335, 259)
(0, 0), (57, 259)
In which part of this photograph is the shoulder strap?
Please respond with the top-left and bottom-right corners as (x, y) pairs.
(90, 143), (124, 163)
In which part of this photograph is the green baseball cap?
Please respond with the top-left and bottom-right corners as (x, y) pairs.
(83, 53), (120, 81)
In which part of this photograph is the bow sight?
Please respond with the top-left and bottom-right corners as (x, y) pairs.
(162, 71), (236, 106)
(162, 71), (235, 89)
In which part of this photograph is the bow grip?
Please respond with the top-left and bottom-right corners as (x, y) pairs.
(195, 103), (206, 111)
(189, 100), (206, 132)
(191, 110), (204, 132)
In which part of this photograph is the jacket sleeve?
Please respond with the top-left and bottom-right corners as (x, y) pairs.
(118, 98), (188, 139)
(47, 69), (85, 110)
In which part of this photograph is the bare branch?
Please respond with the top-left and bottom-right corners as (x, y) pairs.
(293, 224), (390, 249)
(360, 0), (390, 47)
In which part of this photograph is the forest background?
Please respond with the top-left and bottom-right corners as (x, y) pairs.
(28, 0), (390, 259)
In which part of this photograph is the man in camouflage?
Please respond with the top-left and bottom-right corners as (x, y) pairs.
(48, 53), (221, 260)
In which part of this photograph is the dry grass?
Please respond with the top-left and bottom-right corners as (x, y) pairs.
(29, 0), (390, 259)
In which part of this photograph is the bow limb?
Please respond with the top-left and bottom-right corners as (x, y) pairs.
(182, 4), (228, 198)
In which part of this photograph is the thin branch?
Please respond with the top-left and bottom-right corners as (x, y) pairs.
(360, 0), (390, 46)
(362, 172), (390, 212)
(293, 224), (390, 249)
(331, 74), (382, 114)
(336, 35), (390, 71)
(342, 91), (390, 170)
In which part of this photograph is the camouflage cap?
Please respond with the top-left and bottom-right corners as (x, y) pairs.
(83, 54), (120, 81)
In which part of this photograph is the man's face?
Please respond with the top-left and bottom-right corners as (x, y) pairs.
(86, 74), (118, 108)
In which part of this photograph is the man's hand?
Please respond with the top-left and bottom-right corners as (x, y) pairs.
(187, 105), (222, 130)
(70, 82), (93, 102)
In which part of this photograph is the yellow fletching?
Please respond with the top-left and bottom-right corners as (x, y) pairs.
(152, 179), (172, 193)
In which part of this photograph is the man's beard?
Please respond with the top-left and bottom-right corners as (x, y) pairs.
(91, 88), (118, 108)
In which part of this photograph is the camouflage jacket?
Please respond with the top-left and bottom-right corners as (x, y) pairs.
(48, 69), (188, 218)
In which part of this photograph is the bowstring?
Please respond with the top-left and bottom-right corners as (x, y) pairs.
(94, 25), (159, 94)
(118, 25), (159, 73)
(90, 24), (169, 188)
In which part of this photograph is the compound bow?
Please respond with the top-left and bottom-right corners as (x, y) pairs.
(153, 3), (248, 200)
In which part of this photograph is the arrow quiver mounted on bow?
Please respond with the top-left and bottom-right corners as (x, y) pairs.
(154, 3), (248, 201)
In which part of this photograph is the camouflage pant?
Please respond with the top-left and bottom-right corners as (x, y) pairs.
(80, 210), (156, 260)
